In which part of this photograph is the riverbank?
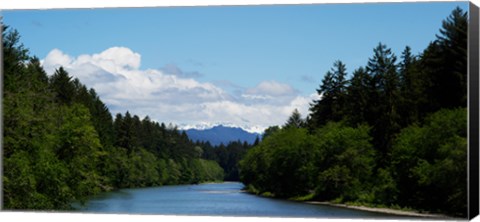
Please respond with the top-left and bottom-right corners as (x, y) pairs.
(243, 186), (460, 219)
(304, 201), (459, 219)
(199, 181), (238, 185)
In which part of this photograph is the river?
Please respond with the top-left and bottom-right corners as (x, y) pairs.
(75, 182), (412, 218)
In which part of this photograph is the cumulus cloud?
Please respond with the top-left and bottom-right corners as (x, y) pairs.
(245, 80), (296, 97)
(161, 63), (203, 78)
(41, 47), (314, 133)
(43, 49), (73, 70)
(240, 80), (299, 106)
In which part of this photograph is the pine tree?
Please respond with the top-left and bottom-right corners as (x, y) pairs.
(398, 46), (425, 126)
(345, 67), (369, 126)
(366, 43), (400, 164)
(284, 109), (305, 128)
(3, 27), (29, 92)
(423, 7), (468, 110)
(49, 67), (76, 105)
(309, 60), (348, 128)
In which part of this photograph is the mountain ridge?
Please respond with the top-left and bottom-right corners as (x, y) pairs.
(183, 125), (261, 146)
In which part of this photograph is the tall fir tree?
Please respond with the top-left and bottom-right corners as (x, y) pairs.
(345, 67), (369, 126)
(366, 43), (401, 164)
(309, 60), (348, 129)
(49, 67), (76, 105)
(421, 7), (468, 111)
(284, 109), (305, 128)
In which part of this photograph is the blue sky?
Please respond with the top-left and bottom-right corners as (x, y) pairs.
(1, 2), (469, 132)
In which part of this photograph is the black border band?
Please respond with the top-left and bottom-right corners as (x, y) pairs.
(469, 2), (479, 220)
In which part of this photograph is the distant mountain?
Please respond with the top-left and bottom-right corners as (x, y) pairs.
(184, 125), (261, 146)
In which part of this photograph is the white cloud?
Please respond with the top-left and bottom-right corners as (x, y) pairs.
(43, 49), (72, 71)
(240, 80), (299, 106)
(244, 80), (296, 97)
(41, 47), (315, 133)
(161, 63), (203, 78)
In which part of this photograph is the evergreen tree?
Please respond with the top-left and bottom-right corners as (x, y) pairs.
(435, 7), (468, 108)
(366, 43), (401, 163)
(49, 67), (76, 105)
(239, 7), (468, 217)
(309, 60), (348, 128)
(3, 27), (29, 92)
(262, 125), (280, 140)
(421, 7), (467, 111)
(345, 67), (369, 126)
(2, 7), (469, 216)
(391, 108), (467, 216)
(398, 46), (425, 126)
(284, 108), (305, 128)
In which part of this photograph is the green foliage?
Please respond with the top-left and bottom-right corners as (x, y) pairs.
(165, 159), (182, 184)
(241, 7), (468, 217)
(368, 168), (398, 205)
(290, 193), (315, 201)
(313, 123), (375, 202)
(262, 125), (280, 140)
(3, 27), (30, 93)
(284, 109), (305, 128)
(398, 46), (425, 126)
(4, 151), (41, 209)
(391, 108), (467, 216)
(194, 159), (225, 182)
(365, 42), (401, 165)
(240, 127), (319, 197)
(49, 67), (76, 105)
(345, 67), (369, 126)
(240, 123), (374, 201)
(125, 148), (161, 187)
(2, 7), (468, 218)
(200, 140), (251, 181)
(309, 60), (348, 128)
(2, 26), (226, 210)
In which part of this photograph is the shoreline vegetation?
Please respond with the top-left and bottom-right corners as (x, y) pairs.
(2, 25), (251, 210)
(239, 7), (468, 218)
(2, 5), (468, 219)
(305, 201), (455, 219)
(243, 186), (456, 219)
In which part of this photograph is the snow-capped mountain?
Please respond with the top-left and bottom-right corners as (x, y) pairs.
(182, 124), (262, 146)
(179, 122), (265, 134)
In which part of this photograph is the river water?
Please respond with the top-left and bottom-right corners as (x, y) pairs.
(75, 182), (410, 218)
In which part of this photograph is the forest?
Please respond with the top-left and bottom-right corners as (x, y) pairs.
(2, 25), (255, 209)
(239, 7), (468, 217)
(2, 6), (469, 218)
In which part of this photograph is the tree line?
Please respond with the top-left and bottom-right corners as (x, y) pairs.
(2, 27), (227, 210)
(198, 139), (258, 181)
(239, 7), (468, 217)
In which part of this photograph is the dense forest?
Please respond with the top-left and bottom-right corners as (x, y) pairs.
(2, 25), (255, 209)
(239, 7), (468, 217)
(1, 6), (469, 218)
(199, 139), (258, 181)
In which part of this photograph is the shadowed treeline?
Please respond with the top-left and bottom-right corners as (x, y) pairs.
(2, 27), (225, 210)
(240, 7), (468, 218)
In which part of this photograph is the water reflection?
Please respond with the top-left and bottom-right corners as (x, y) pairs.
(76, 182), (412, 219)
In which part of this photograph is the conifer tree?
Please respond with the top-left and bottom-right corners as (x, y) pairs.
(284, 109), (305, 128)
(345, 67), (369, 126)
(309, 60), (348, 128)
(366, 43), (400, 162)
(49, 67), (76, 105)
(424, 6), (468, 110)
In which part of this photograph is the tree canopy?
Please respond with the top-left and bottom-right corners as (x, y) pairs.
(240, 7), (468, 217)
(2, 26), (226, 210)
